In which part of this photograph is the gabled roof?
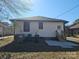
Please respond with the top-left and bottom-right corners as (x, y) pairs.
(10, 16), (68, 23)
(70, 22), (79, 29)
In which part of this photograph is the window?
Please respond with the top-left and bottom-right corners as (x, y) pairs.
(57, 25), (61, 29)
(39, 22), (43, 29)
(24, 22), (30, 32)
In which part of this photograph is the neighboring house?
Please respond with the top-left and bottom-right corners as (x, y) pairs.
(0, 22), (4, 36)
(10, 16), (68, 40)
(3, 26), (14, 35)
(70, 22), (79, 37)
(0, 22), (14, 36)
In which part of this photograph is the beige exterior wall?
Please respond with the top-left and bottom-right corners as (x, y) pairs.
(14, 21), (64, 37)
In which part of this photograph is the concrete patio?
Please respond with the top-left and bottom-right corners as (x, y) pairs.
(45, 40), (78, 48)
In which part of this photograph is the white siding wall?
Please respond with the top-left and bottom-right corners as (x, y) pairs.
(15, 21), (24, 34)
(15, 21), (64, 37)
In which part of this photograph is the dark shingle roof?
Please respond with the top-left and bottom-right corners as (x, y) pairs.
(10, 16), (68, 23)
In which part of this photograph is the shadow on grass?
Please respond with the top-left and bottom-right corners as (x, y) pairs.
(0, 38), (79, 52)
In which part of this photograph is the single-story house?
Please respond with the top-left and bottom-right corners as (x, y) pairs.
(3, 26), (14, 35)
(10, 16), (68, 41)
(0, 22), (14, 36)
(0, 22), (3, 36)
(70, 22), (79, 37)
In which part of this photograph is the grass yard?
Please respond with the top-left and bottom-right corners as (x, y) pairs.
(0, 36), (79, 59)
(0, 52), (79, 59)
(0, 36), (14, 47)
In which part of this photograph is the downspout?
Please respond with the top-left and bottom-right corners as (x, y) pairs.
(63, 22), (66, 40)
(14, 20), (16, 39)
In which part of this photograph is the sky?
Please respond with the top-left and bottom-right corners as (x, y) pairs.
(1, 0), (79, 25)
(25, 0), (79, 25)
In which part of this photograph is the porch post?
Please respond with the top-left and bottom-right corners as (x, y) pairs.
(14, 20), (16, 39)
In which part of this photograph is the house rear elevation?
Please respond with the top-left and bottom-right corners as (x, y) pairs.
(10, 16), (68, 38)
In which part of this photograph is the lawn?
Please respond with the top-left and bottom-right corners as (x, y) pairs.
(0, 36), (79, 59)
(0, 52), (79, 59)
(0, 36), (14, 47)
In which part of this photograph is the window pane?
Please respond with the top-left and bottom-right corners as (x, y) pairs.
(24, 22), (30, 32)
(39, 22), (43, 29)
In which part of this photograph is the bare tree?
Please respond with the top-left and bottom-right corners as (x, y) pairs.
(0, 0), (31, 38)
(0, 0), (31, 19)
